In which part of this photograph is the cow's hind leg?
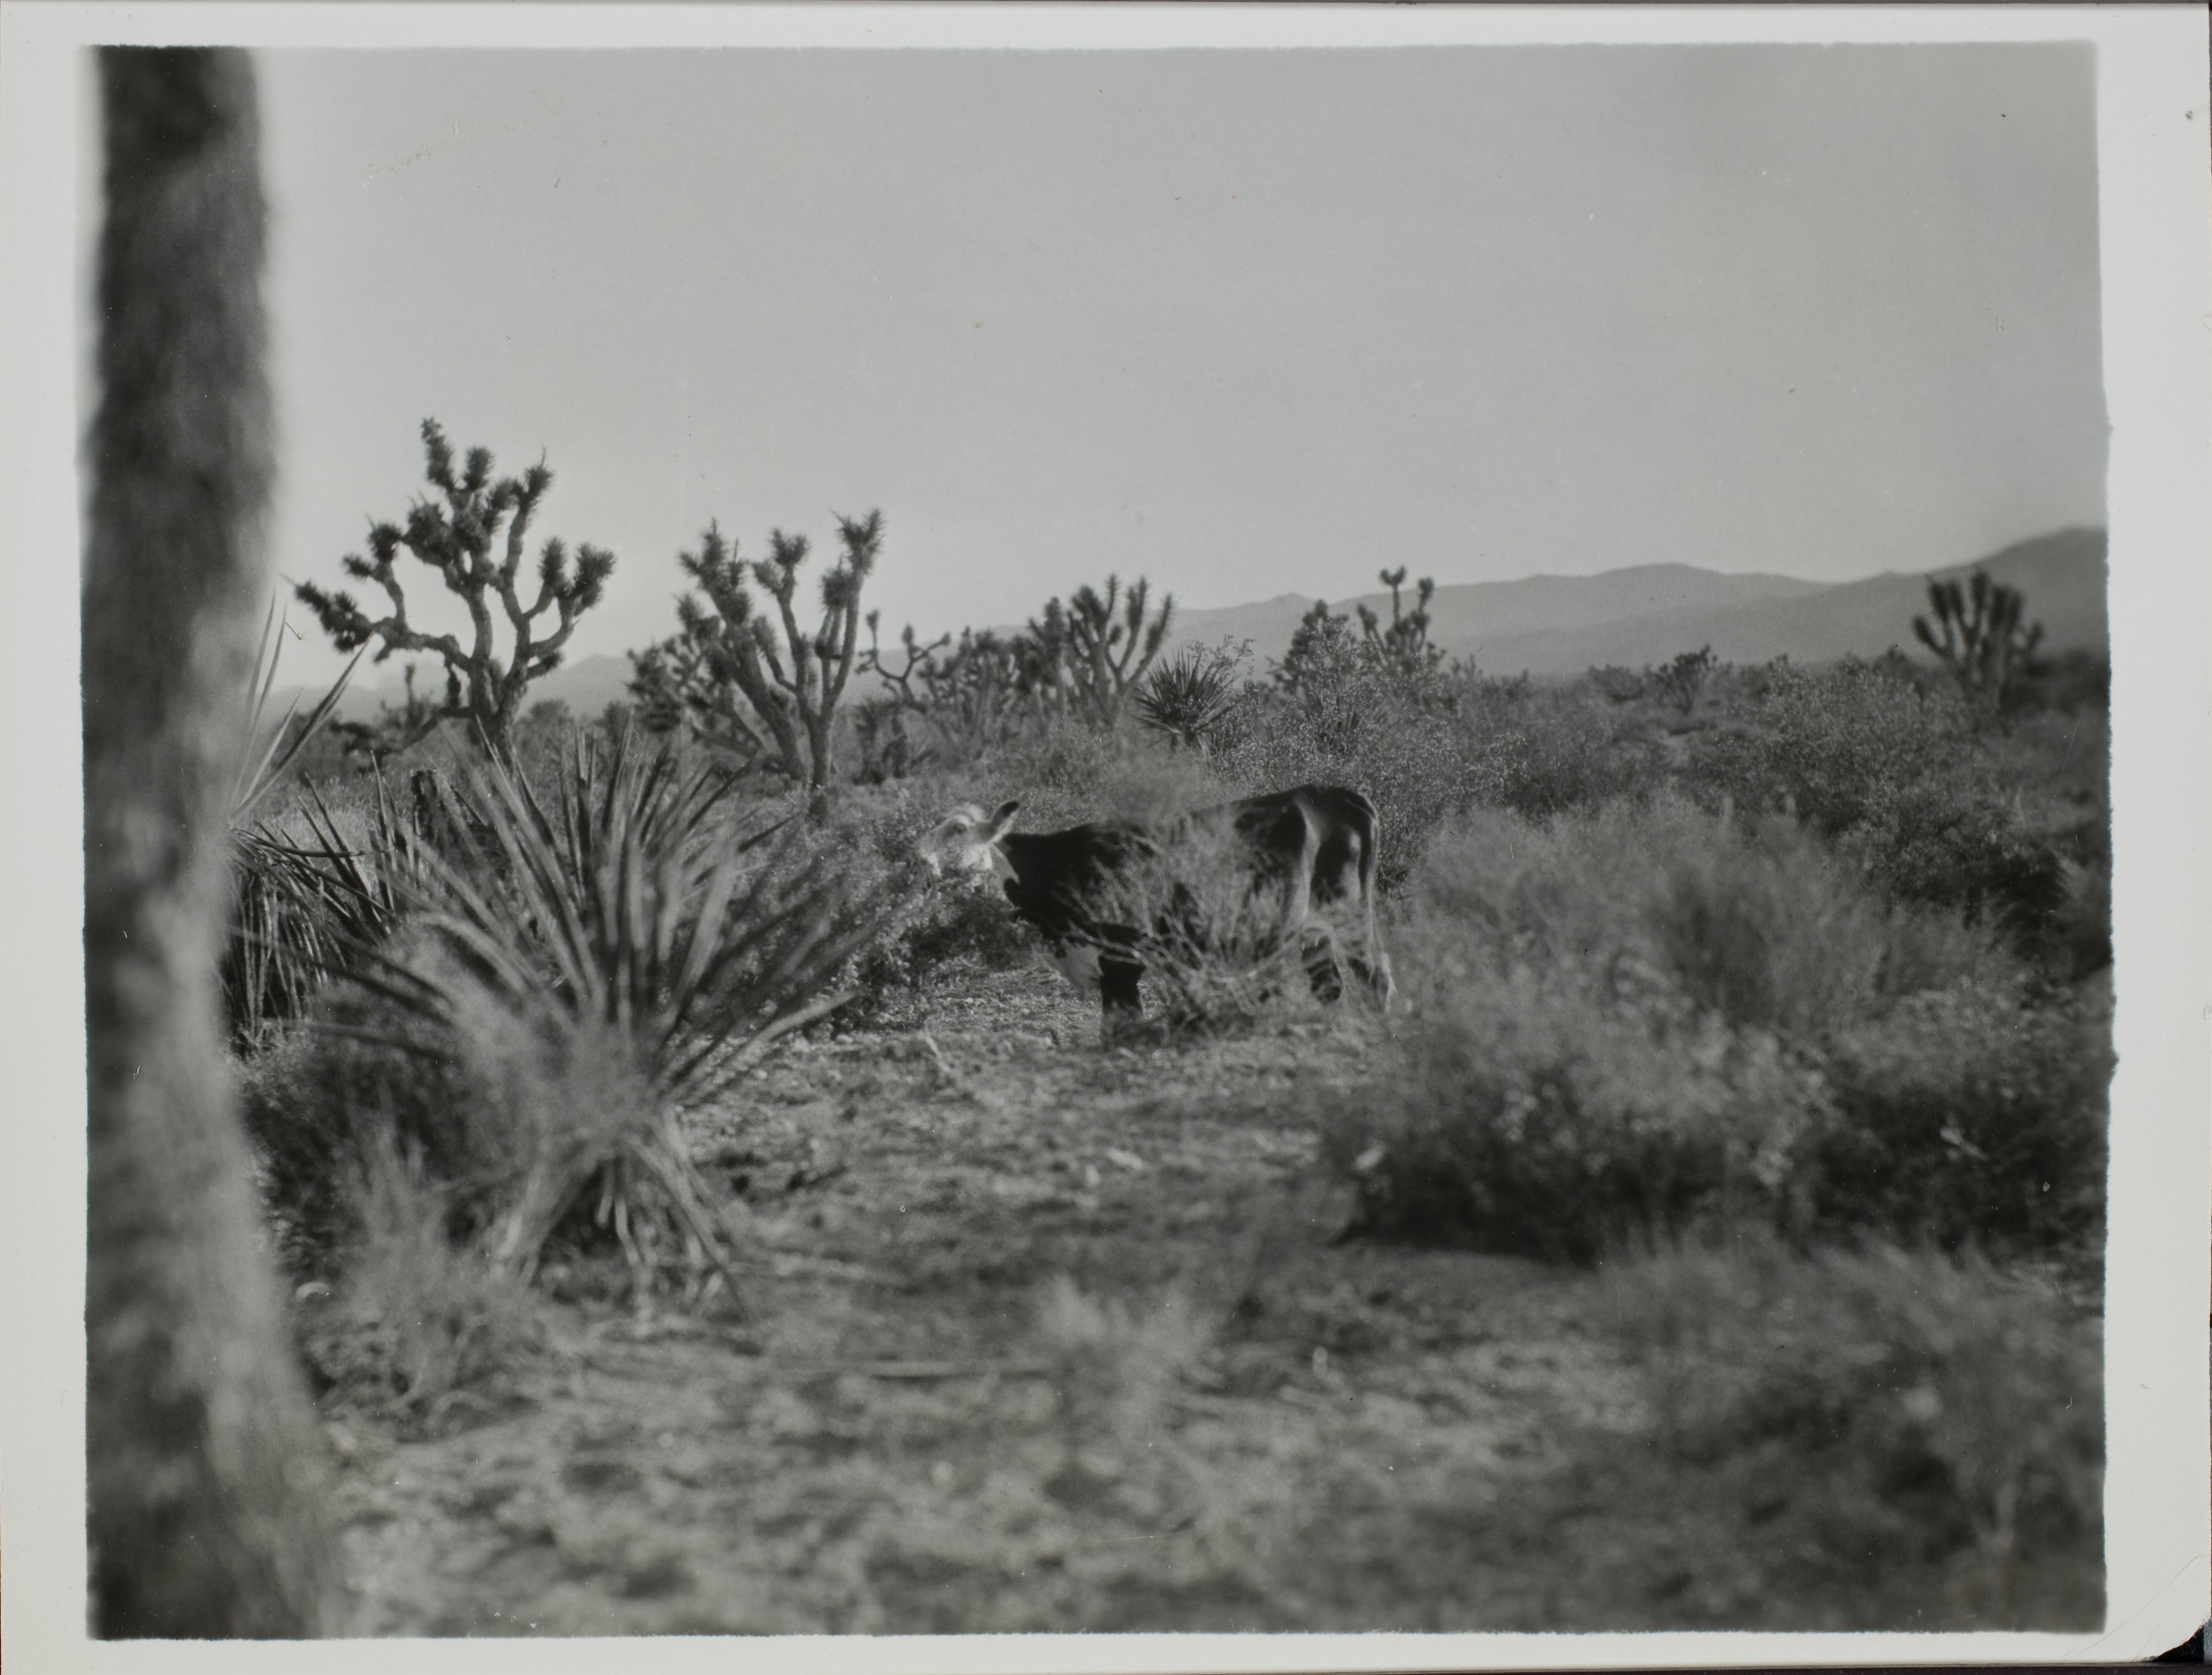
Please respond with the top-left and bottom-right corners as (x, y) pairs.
(1099, 955), (1144, 1021)
(1299, 922), (1346, 1001)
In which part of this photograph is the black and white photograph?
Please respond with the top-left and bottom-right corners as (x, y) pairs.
(3, 3), (2206, 1666)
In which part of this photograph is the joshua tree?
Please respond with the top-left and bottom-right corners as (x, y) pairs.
(1650, 645), (1718, 715)
(861, 619), (1032, 764)
(1912, 569), (2042, 715)
(629, 512), (882, 812)
(84, 45), (338, 1637)
(1357, 566), (1440, 680)
(329, 658), (446, 770)
(295, 420), (614, 759)
(1024, 575), (1176, 726)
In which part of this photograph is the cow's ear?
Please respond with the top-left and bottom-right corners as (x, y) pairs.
(984, 800), (1021, 840)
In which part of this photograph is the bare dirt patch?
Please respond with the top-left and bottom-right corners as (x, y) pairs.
(318, 961), (2073, 1636)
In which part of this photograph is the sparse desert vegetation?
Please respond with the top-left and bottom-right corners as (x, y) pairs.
(222, 527), (2112, 1633)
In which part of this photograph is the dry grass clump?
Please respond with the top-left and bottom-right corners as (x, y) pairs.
(1094, 820), (1325, 1039)
(1596, 1236), (2102, 1628)
(302, 1129), (538, 1430)
(1034, 1275), (1213, 1488)
(1474, 684), (1668, 823)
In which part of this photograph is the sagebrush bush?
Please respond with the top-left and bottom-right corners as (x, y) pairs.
(1476, 686), (1666, 821)
(1403, 797), (2014, 1039)
(1601, 1236), (2102, 1627)
(1741, 658), (1974, 835)
(1323, 967), (1826, 1262)
(1316, 794), (2107, 1264)
(1690, 659), (2077, 951)
(1804, 987), (2110, 1255)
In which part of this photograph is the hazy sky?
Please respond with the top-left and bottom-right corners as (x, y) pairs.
(246, 44), (2104, 684)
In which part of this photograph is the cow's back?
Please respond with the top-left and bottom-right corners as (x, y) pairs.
(999, 824), (1151, 924)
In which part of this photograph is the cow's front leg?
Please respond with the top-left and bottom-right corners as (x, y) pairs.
(1099, 956), (1144, 1019)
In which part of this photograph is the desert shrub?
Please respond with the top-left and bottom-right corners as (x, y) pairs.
(1456, 678), (1666, 822)
(1803, 987), (2110, 1256)
(1841, 775), (2067, 932)
(888, 884), (1039, 978)
(843, 876), (1040, 1017)
(1736, 658), (1973, 835)
(1318, 796), (2080, 1262)
(1322, 967), (1826, 1262)
(1690, 659), (2078, 952)
(1092, 818), (1324, 1038)
(980, 717), (1233, 833)
(1601, 1237), (2102, 1627)
(1644, 814), (2020, 1033)
(1406, 797), (2013, 1039)
(240, 986), (475, 1275)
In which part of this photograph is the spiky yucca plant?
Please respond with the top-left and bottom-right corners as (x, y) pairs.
(340, 736), (896, 1305)
(1134, 642), (1246, 755)
(223, 600), (373, 1047)
(228, 784), (410, 1048)
(232, 600), (365, 822)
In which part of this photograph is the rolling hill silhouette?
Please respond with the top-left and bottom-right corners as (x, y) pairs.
(1174, 527), (2106, 677)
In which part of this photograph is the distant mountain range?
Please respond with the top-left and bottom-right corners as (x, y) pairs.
(1172, 526), (2107, 678)
(297, 526), (2105, 723)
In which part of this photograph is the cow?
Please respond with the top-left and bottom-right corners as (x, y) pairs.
(917, 783), (1393, 1021)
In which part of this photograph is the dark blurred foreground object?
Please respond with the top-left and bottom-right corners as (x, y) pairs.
(84, 46), (338, 1637)
(2155, 1620), (2209, 1661)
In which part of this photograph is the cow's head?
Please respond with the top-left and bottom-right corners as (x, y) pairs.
(918, 800), (1021, 882)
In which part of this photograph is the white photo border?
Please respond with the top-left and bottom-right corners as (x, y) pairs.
(4, 4), (2204, 1669)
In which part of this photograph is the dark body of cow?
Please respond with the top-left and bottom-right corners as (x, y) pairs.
(919, 783), (1392, 1019)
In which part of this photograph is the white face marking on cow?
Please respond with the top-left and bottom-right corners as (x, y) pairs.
(917, 799), (1021, 883)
